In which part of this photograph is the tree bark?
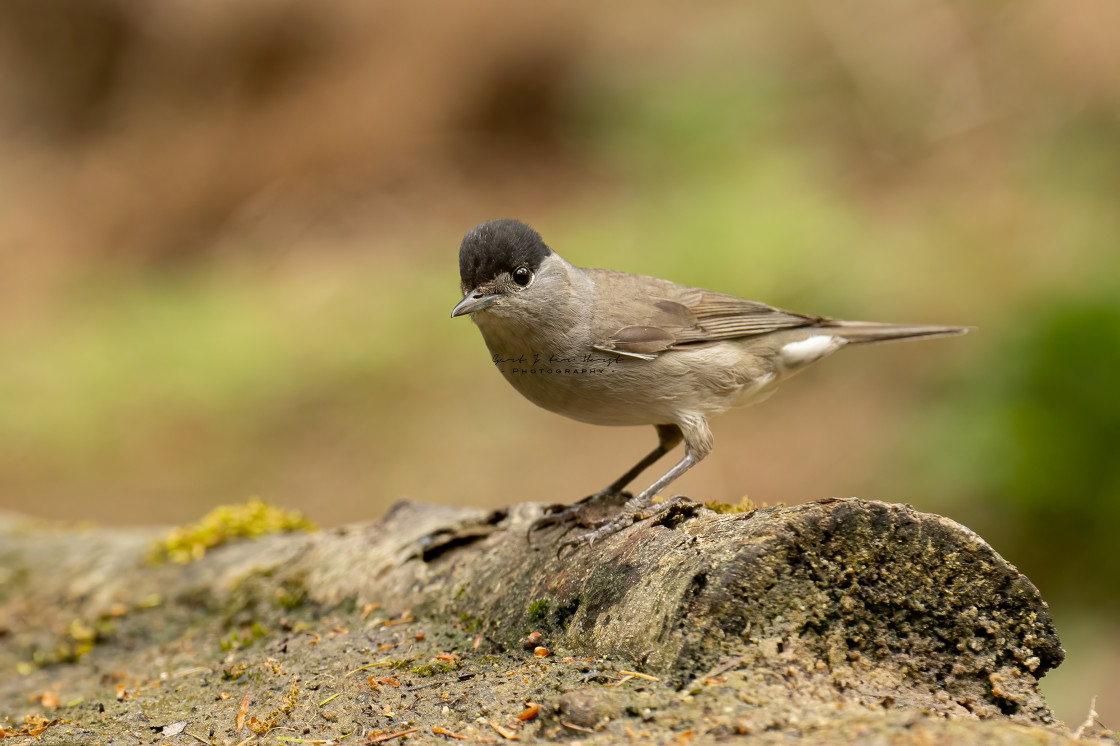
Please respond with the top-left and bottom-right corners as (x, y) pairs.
(0, 498), (1086, 744)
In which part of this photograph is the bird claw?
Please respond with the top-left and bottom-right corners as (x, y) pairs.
(555, 495), (697, 556)
(527, 488), (631, 542)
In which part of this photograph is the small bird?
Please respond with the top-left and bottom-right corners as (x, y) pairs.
(452, 219), (968, 543)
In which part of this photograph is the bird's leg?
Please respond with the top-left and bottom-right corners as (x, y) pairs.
(602, 423), (684, 495)
(529, 424), (682, 536)
(560, 415), (712, 549)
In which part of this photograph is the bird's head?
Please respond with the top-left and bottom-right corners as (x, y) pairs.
(451, 219), (558, 320)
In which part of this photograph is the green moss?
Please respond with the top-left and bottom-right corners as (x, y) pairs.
(704, 497), (756, 514)
(148, 499), (317, 564)
(275, 580), (308, 610)
(410, 661), (456, 677)
(18, 614), (118, 673)
(527, 598), (550, 624)
(220, 621), (271, 651)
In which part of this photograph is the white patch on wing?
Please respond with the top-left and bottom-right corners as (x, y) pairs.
(780, 335), (844, 367)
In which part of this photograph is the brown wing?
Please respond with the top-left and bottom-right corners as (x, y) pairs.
(586, 269), (820, 358)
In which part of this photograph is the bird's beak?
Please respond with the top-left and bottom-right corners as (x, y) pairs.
(451, 290), (499, 318)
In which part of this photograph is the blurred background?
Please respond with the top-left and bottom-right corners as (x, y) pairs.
(0, 0), (1116, 726)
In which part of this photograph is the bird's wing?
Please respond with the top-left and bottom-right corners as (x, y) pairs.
(586, 269), (820, 357)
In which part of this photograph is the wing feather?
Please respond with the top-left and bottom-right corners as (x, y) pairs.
(586, 269), (820, 357)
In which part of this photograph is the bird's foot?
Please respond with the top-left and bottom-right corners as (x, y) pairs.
(527, 488), (632, 542)
(558, 494), (698, 554)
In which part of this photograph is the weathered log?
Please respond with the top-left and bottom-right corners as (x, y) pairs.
(0, 498), (1085, 744)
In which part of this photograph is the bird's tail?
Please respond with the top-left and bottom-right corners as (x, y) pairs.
(821, 320), (972, 344)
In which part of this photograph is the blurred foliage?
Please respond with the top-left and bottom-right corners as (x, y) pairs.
(899, 295), (1120, 607)
(0, 263), (451, 466)
(148, 499), (316, 565)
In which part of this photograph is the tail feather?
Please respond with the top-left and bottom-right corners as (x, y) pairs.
(821, 320), (972, 345)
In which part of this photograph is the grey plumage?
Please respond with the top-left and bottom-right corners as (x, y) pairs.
(452, 219), (968, 542)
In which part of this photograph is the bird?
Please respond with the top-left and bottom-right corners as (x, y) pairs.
(451, 218), (968, 545)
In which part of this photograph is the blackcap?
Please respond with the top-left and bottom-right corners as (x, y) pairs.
(452, 219), (967, 543)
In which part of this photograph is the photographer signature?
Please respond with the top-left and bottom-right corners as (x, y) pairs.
(492, 352), (620, 368)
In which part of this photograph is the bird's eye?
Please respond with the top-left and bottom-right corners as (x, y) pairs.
(512, 267), (533, 287)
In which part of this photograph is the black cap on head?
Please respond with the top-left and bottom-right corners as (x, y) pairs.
(459, 219), (552, 291)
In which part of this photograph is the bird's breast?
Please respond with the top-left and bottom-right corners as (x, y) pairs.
(475, 313), (622, 421)
(473, 312), (765, 426)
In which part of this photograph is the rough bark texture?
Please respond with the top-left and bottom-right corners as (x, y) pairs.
(0, 498), (1112, 744)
